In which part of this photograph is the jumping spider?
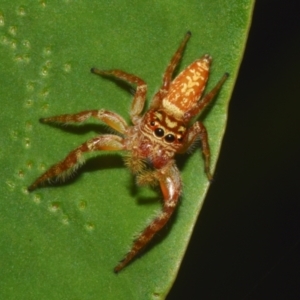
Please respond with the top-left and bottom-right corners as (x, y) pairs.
(28, 31), (228, 273)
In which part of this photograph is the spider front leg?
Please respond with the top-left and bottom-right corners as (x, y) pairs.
(28, 134), (124, 191)
(114, 161), (181, 273)
(91, 68), (147, 124)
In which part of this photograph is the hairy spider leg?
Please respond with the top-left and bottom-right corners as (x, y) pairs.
(150, 31), (191, 109)
(91, 69), (147, 124)
(41, 109), (128, 134)
(179, 121), (212, 180)
(177, 72), (229, 180)
(183, 72), (229, 122)
(28, 135), (124, 191)
(162, 31), (191, 91)
(114, 161), (181, 273)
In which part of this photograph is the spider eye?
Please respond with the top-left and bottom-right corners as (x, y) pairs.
(154, 128), (164, 137)
(150, 121), (155, 126)
(165, 134), (175, 143)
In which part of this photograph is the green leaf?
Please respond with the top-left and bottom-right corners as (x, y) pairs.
(0, 1), (254, 299)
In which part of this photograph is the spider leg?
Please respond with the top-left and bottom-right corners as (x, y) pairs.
(28, 134), (124, 191)
(177, 73), (229, 181)
(179, 121), (212, 181)
(114, 161), (181, 273)
(150, 31), (191, 109)
(91, 68), (147, 124)
(183, 72), (229, 122)
(41, 110), (128, 134)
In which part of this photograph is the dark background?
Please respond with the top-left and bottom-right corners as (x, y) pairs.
(168, 0), (300, 299)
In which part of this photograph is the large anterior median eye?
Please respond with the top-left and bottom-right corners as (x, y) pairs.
(165, 134), (175, 143)
(154, 128), (164, 137)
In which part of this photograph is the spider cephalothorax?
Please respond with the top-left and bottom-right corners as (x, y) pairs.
(28, 32), (228, 273)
